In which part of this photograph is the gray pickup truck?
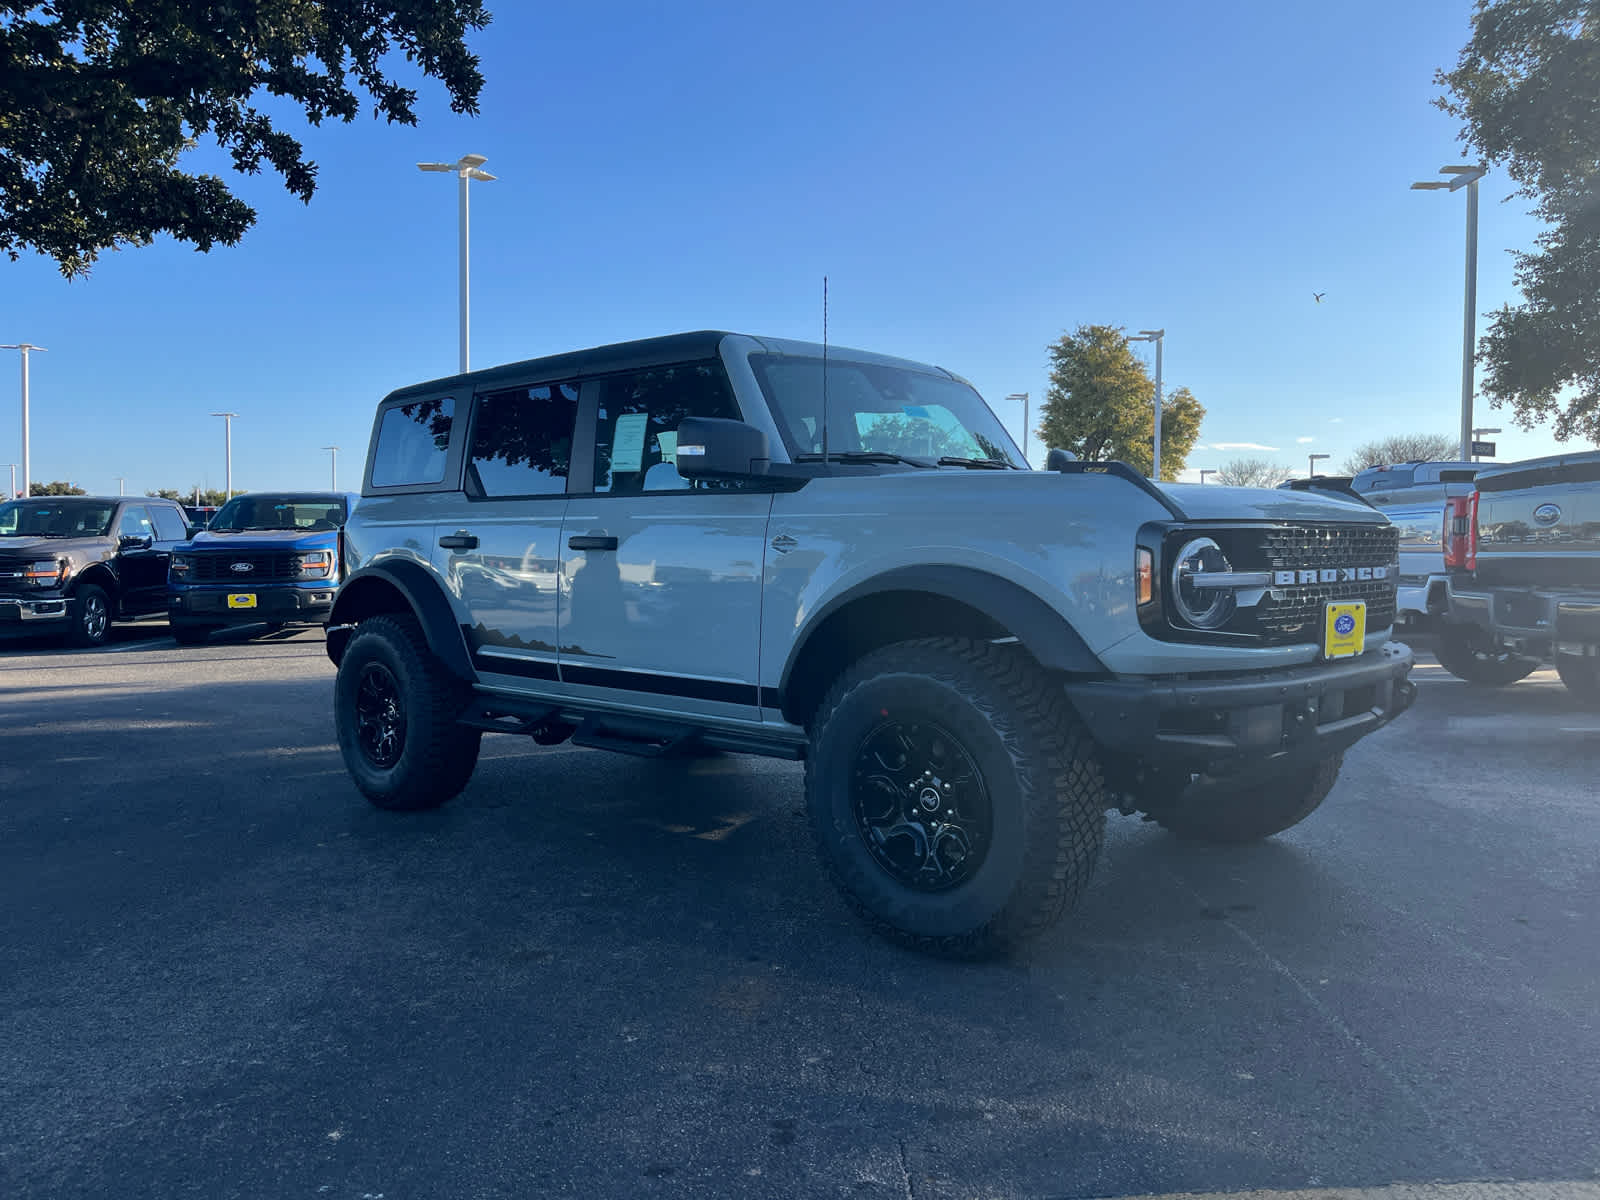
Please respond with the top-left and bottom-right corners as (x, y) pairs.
(1444, 450), (1600, 699)
(325, 331), (1416, 956)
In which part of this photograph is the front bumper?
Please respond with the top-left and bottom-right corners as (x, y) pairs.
(169, 585), (337, 627)
(1064, 641), (1416, 768)
(1447, 586), (1600, 658)
(0, 595), (70, 634)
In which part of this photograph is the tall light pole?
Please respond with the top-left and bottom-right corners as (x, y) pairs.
(1004, 393), (1030, 463)
(1126, 329), (1165, 479)
(1411, 164), (1487, 462)
(6, 464), (15, 499)
(1199, 468), (1216, 485)
(116, 477), (126, 496)
(1, 343), (46, 500)
(321, 445), (340, 490)
(211, 412), (239, 499)
(417, 153), (497, 374)
(1309, 452), (1331, 478)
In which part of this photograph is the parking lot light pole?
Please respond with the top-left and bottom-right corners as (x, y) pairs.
(322, 445), (339, 490)
(6, 463), (15, 499)
(116, 477), (125, 496)
(1411, 164), (1487, 461)
(417, 154), (497, 374)
(1126, 330), (1165, 479)
(1004, 393), (1030, 463)
(1199, 469), (1216, 485)
(1, 343), (46, 501)
(1472, 426), (1502, 462)
(1309, 452), (1331, 478)
(211, 412), (239, 500)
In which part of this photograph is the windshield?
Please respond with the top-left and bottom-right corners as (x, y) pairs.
(0, 499), (116, 538)
(749, 354), (1023, 466)
(206, 496), (348, 533)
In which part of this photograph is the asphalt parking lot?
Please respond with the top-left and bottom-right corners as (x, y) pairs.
(1, 627), (1596, 1200)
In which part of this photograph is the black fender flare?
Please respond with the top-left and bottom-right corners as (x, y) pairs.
(326, 559), (475, 683)
(777, 565), (1106, 704)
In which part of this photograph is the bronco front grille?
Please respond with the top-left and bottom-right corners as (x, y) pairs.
(1150, 522), (1400, 646)
(191, 552), (296, 582)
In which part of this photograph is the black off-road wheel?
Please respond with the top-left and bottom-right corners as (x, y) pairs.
(334, 614), (481, 811)
(67, 583), (112, 648)
(805, 638), (1105, 959)
(1556, 654), (1600, 704)
(1143, 752), (1344, 844)
(1434, 623), (1538, 686)
(171, 624), (216, 646)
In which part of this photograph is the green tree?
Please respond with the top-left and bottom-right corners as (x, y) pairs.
(1436, 1), (1600, 441)
(1215, 457), (1295, 487)
(1340, 432), (1459, 474)
(1036, 325), (1205, 481)
(1, 1), (490, 277)
(28, 480), (86, 496)
(145, 489), (184, 501)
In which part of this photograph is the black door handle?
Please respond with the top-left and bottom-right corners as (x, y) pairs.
(438, 533), (478, 550)
(567, 535), (619, 552)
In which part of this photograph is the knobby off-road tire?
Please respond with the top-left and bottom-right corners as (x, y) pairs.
(1434, 623), (1539, 687)
(334, 614), (481, 811)
(1556, 654), (1600, 704)
(1144, 752), (1345, 844)
(805, 637), (1106, 959)
(67, 583), (111, 648)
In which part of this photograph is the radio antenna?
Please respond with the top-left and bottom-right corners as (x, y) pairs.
(820, 275), (830, 461)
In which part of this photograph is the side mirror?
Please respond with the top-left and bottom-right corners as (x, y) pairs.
(1045, 448), (1078, 471)
(120, 534), (154, 550)
(674, 417), (770, 481)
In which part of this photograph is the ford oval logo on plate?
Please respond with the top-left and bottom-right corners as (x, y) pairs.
(1533, 503), (1562, 526)
(230, 561), (255, 573)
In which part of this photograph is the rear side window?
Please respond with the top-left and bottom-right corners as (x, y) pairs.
(593, 363), (739, 494)
(149, 505), (188, 541)
(371, 398), (455, 487)
(467, 383), (580, 499)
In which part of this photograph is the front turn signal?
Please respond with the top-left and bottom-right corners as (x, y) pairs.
(1136, 548), (1154, 606)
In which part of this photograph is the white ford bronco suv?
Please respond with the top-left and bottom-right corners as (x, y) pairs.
(326, 332), (1416, 956)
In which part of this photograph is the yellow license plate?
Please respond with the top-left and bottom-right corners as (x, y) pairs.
(227, 594), (257, 610)
(1324, 601), (1365, 659)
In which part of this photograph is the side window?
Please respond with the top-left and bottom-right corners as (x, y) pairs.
(117, 505), (155, 540)
(149, 505), (188, 541)
(371, 397), (455, 487)
(467, 383), (580, 499)
(593, 363), (739, 494)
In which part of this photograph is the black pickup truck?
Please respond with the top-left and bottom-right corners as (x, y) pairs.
(0, 495), (193, 647)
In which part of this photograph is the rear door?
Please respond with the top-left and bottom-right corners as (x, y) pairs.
(557, 362), (771, 723)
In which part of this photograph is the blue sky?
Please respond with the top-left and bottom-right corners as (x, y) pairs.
(0, 0), (1572, 496)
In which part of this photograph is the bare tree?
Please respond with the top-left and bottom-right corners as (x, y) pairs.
(1214, 457), (1295, 488)
(1340, 433), (1458, 474)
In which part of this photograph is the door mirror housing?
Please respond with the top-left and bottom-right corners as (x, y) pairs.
(673, 417), (770, 481)
(119, 534), (153, 550)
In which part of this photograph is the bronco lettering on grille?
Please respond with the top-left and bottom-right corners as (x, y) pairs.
(1273, 565), (1390, 585)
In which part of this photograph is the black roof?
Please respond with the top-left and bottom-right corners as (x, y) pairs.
(382, 331), (734, 403)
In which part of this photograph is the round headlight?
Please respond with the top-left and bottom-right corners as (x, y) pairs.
(1170, 537), (1237, 630)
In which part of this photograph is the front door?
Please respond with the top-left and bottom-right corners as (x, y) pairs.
(430, 380), (581, 688)
(558, 362), (771, 722)
(113, 503), (165, 614)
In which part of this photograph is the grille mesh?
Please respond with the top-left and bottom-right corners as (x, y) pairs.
(191, 552), (296, 582)
(1258, 524), (1399, 572)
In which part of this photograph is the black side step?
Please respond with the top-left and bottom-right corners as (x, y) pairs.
(571, 715), (702, 758)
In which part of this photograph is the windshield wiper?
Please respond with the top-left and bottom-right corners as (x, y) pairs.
(937, 456), (1015, 470)
(794, 451), (933, 467)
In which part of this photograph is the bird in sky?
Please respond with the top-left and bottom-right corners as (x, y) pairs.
(1313, 291), (1326, 303)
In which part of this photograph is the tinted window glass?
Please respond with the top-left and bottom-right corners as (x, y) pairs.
(468, 383), (580, 498)
(371, 398), (454, 487)
(149, 505), (188, 541)
(593, 363), (739, 494)
(117, 505), (155, 539)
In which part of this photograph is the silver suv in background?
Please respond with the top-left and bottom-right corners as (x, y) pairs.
(324, 331), (1416, 956)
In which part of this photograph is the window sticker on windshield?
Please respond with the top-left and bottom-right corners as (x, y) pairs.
(656, 431), (677, 464)
(611, 413), (648, 474)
